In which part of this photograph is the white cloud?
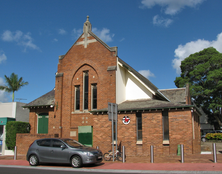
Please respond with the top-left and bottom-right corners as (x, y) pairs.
(72, 28), (82, 39)
(2, 30), (23, 42)
(0, 77), (8, 102)
(153, 15), (173, 27)
(139, 70), (155, 79)
(72, 27), (114, 43)
(58, 29), (66, 35)
(120, 38), (125, 42)
(172, 32), (222, 74)
(0, 52), (7, 64)
(1, 30), (40, 52)
(92, 28), (114, 43)
(141, 0), (205, 15)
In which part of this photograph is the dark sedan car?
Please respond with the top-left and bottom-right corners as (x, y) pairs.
(26, 138), (103, 168)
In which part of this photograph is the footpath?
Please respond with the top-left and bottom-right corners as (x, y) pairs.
(0, 154), (222, 173)
(0, 142), (222, 173)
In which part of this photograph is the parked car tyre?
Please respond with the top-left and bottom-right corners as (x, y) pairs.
(29, 154), (39, 166)
(71, 155), (82, 168)
(201, 137), (206, 142)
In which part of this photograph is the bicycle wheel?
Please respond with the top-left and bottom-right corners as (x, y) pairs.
(117, 152), (123, 161)
(103, 153), (111, 161)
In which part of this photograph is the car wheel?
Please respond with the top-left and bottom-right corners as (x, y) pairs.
(71, 155), (82, 168)
(29, 154), (39, 166)
(103, 153), (111, 161)
(202, 137), (206, 142)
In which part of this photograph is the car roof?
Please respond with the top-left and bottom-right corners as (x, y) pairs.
(35, 138), (75, 141)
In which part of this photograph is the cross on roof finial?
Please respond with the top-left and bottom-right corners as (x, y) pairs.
(87, 15), (89, 21)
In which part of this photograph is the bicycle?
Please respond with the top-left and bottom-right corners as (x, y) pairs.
(103, 149), (123, 161)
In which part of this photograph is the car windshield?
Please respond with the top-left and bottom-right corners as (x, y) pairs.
(63, 139), (84, 148)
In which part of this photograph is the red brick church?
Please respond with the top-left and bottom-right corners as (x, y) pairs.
(17, 16), (201, 158)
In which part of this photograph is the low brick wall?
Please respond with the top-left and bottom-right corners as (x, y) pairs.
(16, 133), (54, 159)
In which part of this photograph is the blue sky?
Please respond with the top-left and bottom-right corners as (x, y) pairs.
(0, 0), (222, 103)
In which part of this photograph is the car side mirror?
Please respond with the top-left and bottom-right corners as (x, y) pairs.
(61, 144), (66, 149)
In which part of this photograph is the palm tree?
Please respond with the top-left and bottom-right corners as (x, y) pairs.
(0, 73), (29, 102)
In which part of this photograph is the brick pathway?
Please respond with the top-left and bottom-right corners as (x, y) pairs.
(1, 142), (221, 164)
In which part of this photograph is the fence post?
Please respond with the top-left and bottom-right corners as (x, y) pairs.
(180, 144), (184, 163)
(122, 146), (125, 163)
(14, 146), (17, 160)
(150, 145), (154, 163)
(212, 143), (217, 163)
(177, 144), (181, 156)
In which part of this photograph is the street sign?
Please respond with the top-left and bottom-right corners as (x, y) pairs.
(108, 102), (118, 161)
(108, 103), (118, 121)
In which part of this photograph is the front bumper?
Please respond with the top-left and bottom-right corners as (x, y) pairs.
(82, 155), (103, 164)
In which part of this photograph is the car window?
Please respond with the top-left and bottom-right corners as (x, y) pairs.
(209, 131), (216, 133)
(52, 139), (64, 148)
(63, 139), (84, 148)
(37, 139), (51, 147)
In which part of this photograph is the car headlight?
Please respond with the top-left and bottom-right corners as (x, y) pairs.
(83, 152), (94, 157)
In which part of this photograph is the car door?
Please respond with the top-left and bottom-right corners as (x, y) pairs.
(50, 139), (70, 163)
(37, 139), (52, 162)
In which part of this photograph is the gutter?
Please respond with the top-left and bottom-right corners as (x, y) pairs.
(90, 104), (199, 114)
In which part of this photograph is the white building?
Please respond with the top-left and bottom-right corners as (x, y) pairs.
(0, 102), (29, 155)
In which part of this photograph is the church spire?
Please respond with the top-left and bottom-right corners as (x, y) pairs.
(83, 15), (92, 34)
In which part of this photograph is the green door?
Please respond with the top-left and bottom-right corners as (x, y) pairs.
(38, 113), (48, 134)
(78, 126), (93, 147)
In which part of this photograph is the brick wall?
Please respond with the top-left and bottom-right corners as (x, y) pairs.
(93, 108), (198, 157)
(16, 133), (54, 159)
(29, 108), (54, 134)
(169, 110), (193, 154)
(192, 112), (201, 154)
(54, 37), (117, 139)
(17, 108), (199, 158)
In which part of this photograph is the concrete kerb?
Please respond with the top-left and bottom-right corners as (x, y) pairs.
(1, 165), (222, 174)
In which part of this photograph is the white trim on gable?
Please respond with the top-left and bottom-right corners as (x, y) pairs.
(116, 60), (154, 104)
(127, 70), (155, 95)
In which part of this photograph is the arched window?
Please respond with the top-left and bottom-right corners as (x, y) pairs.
(91, 84), (97, 110)
(83, 71), (89, 110)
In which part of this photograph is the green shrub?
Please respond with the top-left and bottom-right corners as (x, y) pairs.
(5, 121), (30, 150)
(206, 133), (222, 140)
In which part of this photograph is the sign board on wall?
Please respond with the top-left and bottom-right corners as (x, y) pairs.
(122, 116), (130, 124)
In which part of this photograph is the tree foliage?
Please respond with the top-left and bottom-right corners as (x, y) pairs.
(0, 73), (28, 102)
(174, 47), (222, 127)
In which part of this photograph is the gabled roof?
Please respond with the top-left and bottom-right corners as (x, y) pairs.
(88, 30), (117, 54)
(117, 58), (169, 101)
(24, 89), (55, 108)
(159, 88), (186, 104)
(59, 16), (118, 60)
(118, 99), (190, 111)
(91, 99), (193, 113)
